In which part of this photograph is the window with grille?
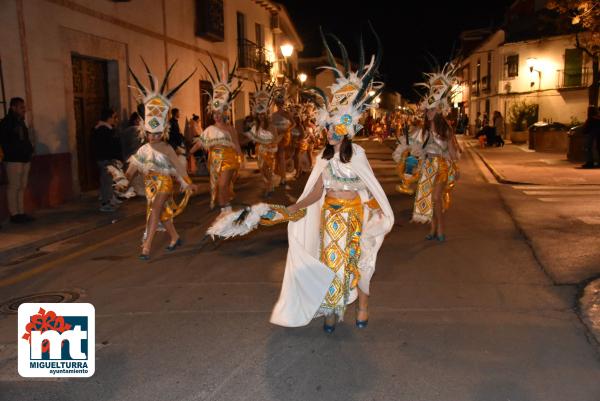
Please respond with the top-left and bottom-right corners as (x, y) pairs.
(504, 54), (519, 78)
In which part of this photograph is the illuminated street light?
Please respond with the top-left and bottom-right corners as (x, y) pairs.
(298, 73), (307, 84)
(280, 44), (294, 58)
(526, 57), (542, 89)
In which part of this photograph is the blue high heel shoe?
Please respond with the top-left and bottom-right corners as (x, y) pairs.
(425, 233), (436, 240)
(138, 253), (150, 261)
(323, 316), (336, 333)
(436, 234), (446, 242)
(356, 308), (369, 328)
(166, 238), (183, 251)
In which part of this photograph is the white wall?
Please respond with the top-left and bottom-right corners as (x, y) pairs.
(459, 30), (591, 128)
(0, 0), (279, 194)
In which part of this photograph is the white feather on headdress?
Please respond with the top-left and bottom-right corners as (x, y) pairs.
(310, 24), (384, 139)
(199, 56), (242, 114)
(415, 62), (461, 113)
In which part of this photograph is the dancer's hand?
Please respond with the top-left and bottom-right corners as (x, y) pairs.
(286, 204), (299, 215)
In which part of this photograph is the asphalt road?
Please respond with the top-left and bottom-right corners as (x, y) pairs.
(0, 140), (599, 401)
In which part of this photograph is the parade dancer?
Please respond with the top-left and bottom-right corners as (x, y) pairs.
(294, 103), (315, 178)
(412, 62), (461, 241)
(243, 80), (279, 197)
(270, 25), (393, 333)
(271, 85), (295, 186)
(392, 111), (421, 195)
(125, 59), (197, 260)
(189, 58), (243, 213)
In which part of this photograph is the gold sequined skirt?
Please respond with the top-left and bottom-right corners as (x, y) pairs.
(208, 146), (241, 209)
(317, 195), (363, 319)
(144, 172), (190, 222)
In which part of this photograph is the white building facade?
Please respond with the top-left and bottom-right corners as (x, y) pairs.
(0, 0), (302, 213)
(457, 29), (592, 134)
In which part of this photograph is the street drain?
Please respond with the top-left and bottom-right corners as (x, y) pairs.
(0, 291), (81, 314)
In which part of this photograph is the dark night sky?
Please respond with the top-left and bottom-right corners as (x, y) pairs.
(278, 0), (515, 100)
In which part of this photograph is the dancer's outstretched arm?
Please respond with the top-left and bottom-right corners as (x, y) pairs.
(286, 175), (323, 214)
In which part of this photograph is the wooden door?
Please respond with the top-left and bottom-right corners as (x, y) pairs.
(72, 55), (108, 191)
(199, 80), (214, 129)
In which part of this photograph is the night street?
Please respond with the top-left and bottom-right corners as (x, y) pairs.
(1, 140), (598, 401)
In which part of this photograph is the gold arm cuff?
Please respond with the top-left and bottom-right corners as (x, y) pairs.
(259, 204), (307, 226)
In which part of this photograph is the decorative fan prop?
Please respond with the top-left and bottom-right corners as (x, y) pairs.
(198, 203), (307, 249)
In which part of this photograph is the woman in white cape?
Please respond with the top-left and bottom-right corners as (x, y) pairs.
(271, 131), (394, 331)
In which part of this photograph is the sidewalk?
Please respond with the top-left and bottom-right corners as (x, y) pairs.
(466, 139), (600, 185)
(0, 176), (212, 264)
(0, 194), (148, 264)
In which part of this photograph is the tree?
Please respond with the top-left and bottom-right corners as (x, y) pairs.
(547, 0), (599, 109)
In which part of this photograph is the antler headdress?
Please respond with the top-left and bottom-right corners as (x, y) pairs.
(306, 23), (384, 139)
(199, 56), (242, 114)
(415, 61), (460, 113)
(252, 79), (276, 115)
(128, 57), (196, 136)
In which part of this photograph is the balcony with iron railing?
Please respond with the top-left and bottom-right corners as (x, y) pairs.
(556, 67), (592, 89)
(237, 39), (273, 75)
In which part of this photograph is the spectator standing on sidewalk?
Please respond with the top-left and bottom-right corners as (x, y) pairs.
(475, 112), (482, 134)
(120, 112), (142, 160)
(482, 112), (489, 128)
(91, 108), (121, 212)
(0, 97), (35, 224)
(493, 111), (505, 138)
(581, 107), (600, 169)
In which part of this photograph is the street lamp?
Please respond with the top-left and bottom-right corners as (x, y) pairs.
(298, 73), (307, 85)
(280, 43), (294, 58)
(526, 57), (542, 89)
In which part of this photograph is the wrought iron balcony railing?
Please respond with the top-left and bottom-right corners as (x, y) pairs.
(237, 39), (272, 74)
(556, 67), (591, 89)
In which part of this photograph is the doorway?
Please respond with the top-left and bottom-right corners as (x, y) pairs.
(199, 80), (214, 130)
(72, 55), (109, 191)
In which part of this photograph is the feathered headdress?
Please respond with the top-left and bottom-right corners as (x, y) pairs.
(252, 79), (275, 115)
(199, 55), (242, 114)
(415, 61), (460, 113)
(307, 23), (383, 139)
(128, 57), (196, 136)
(273, 82), (288, 105)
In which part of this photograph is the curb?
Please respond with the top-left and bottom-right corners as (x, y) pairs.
(470, 148), (533, 186)
(580, 278), (600, 348)
(0, 188), (211, 264)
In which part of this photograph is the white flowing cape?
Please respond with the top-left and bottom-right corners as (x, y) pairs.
(270, 144), (394, 327)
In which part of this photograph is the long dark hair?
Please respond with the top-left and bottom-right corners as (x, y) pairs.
(424, 111), (452, 140)
(323, 135), (353, 163)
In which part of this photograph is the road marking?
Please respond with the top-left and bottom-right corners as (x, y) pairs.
(512, 185), (600, 190)
(522, 190), (600, 196)
(578, 216), (600, 225)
